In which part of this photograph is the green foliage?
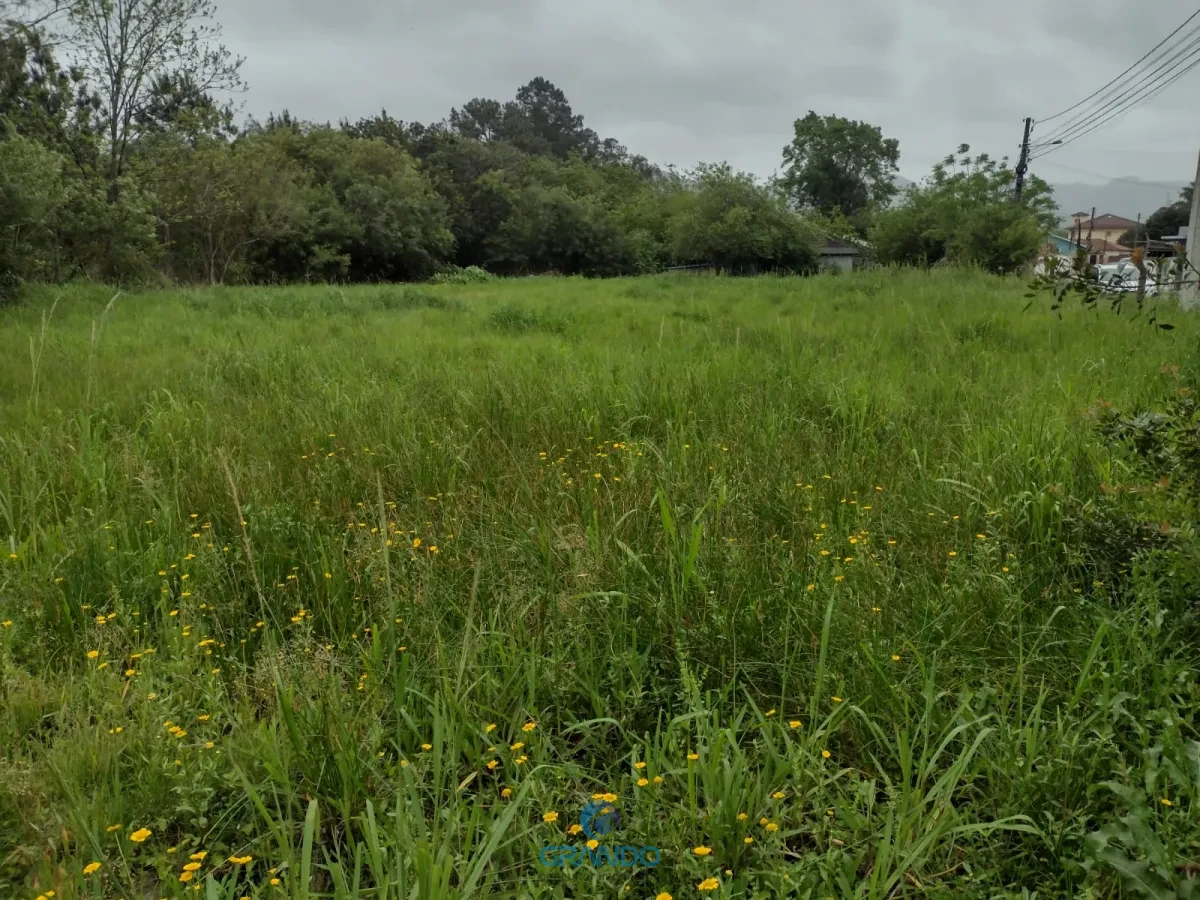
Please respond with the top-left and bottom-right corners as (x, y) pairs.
(0, 133), (156, 293)
(331, 138), (454, 281)
(429, 265), (494, 285)
(67, 0), (245, 187)
(872, 146), (1055, 274)
(1143, 183), (1195, 242)
(0, 133), (62, 292)
(59, 171), (159, 282)
(670, 163), (819, 273)
(489, 184), (634, 277)
(2, 11), (1049, 293)
(446, 77), (601, 162)
(0, 28), (98, 168)
(781, 111), (900, 217)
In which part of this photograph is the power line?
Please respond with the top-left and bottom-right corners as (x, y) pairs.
(1035, 8), (1200, 124)
(1033, 53), (1200, 159)
(1033, 27), (1200, 151)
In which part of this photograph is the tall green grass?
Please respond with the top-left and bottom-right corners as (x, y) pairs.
(0, 269), (1196, 898)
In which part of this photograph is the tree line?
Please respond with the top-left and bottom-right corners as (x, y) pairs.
(1, 0), (1061, 296)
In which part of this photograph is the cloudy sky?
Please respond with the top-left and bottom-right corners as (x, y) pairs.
(217, 0), (1200, 191)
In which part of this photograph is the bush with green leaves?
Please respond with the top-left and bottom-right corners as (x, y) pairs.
(872, 146), (1056, 274)
(670, 163), (819, 274)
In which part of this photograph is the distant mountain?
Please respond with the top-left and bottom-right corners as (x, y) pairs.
(1047, 178), (1187, 225)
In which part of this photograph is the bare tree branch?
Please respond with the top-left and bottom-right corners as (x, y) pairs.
(65, 0), (244, 189)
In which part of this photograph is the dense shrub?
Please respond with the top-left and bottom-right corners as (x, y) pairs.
(872, 148), (1056, 274)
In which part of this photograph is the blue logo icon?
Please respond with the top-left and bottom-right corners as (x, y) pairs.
(580, 799), (621, 838)
(539, 799), (660, 868)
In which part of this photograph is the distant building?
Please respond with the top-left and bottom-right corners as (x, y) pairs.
(1162, 225), (1190, 249)
(818, 237), (864, 272)
(1083, 238), (1131, 265)
(1067, 212), (1147, 263)
(1068, 212), (1141, 247)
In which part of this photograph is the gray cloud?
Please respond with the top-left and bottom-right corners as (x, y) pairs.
(216, 0), (1200, 191)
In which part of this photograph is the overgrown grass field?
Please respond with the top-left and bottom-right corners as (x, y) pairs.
(1, 270), (1197, 899)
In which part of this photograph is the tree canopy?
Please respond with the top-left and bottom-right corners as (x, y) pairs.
(0, 2), (1079, 295)
(781, 112), (901, 219)
(871, 146), (1055, 274)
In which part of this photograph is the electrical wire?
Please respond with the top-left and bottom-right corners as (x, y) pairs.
(1032, 27), (1200, 152)
(1032, 52), (1200, 159)
(1035, 7), (1200, 124)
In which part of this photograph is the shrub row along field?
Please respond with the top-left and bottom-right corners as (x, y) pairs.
(1, 270), (1197, 899)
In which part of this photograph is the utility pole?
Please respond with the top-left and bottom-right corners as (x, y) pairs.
(1186, 146), (1200, 309)
(1135, 213), (1147, 304)
(1014, 117), (1033, 202)
(1088, 206), (1096, 263)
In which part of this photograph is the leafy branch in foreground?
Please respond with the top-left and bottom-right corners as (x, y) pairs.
(1025, 246), (1182, 330)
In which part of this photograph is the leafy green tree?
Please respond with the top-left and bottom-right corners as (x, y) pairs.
(420, 134), (528, 267)
(670, 163), (818, 273)
(67, 0), (244, 193)
(1137, 183), (1195, 242)
(335, 139), (455, 280)
(0, 132), (63, 292)
(133, 71), (236, 142)
(259, 126), (454, 280)
(871, 146), (1055, 274)
(500, 77), (598, 160)
(0, 28), (97, 171)
(781, 112), (900, 217)
(340, 108), (419, 149)
(58, 169), (158, 280)
(139, 133), (338, 282)
(489, 183), (633, 276)
(1, 130), (156, 292)
(448, 98), (504, 142)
